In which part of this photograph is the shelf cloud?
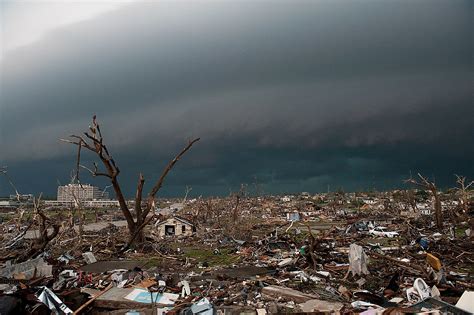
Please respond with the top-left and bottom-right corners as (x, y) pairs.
(1, 0), (472, 196)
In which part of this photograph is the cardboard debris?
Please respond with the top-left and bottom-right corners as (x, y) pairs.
(456, 291), (474, 314)
(426, 253), (442, 271)
(299, 299), (344, 312)
(136, 278), (157, 289)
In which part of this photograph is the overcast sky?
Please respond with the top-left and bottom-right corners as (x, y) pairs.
(0, 0), (472, 197)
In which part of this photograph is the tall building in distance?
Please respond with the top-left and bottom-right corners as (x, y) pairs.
(57, 184), (109, 202)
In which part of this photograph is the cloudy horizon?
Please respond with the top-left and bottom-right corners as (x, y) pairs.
(0, 0), (472, 198)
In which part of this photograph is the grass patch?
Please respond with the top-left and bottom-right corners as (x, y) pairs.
(141, 257), (166, 268)
(184, 248), (240, 267)
(455, 227), (466, 238)
(0, 213), (14, 222)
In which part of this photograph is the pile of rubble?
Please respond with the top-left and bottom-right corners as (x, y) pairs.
(0, 199), (473, 314)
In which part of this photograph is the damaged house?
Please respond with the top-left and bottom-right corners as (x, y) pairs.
(156, 216), (196, 237)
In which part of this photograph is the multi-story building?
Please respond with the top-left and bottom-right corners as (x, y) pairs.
(9, 194), (35, 202)
(57, 184), (109, 202)
(0, 194), (35, 208)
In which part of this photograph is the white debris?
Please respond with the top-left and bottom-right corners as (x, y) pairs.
(348, 243), (369, 276)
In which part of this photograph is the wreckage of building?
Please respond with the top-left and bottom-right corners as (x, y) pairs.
(155, 216), (196, 237)
(0, 189), (473, 314)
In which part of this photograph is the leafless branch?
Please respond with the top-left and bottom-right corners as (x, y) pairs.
(79, 164), (112, 178)
(142, 138), (200, 219)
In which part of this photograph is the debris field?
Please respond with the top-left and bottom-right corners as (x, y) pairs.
(0, 191), (473, 314)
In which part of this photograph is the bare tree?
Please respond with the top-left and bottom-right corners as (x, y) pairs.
(64, 170), (86, 237)
(0, 167), (20, 200)
(406, 189), (418, 212)
(405, 173), (443, 229)
(0, 167), (27, 230)
(232, 192), (241, 223)
(18, 194), (60, 262)
(182, 185), (193, 204)
(61, 116), (199, 248)
(455, 175), (473, 214)
(69, 188), (85, 242)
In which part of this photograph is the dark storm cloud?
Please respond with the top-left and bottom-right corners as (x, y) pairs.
(0, 0), (472, 196)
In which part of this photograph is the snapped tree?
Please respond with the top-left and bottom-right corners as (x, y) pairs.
(61, 116), (199, 249)
(405, 173), (442, 229)
(455, 174), (473, 214)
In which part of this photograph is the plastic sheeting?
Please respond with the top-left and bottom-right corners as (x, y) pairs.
(348, 243), (369, 276)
